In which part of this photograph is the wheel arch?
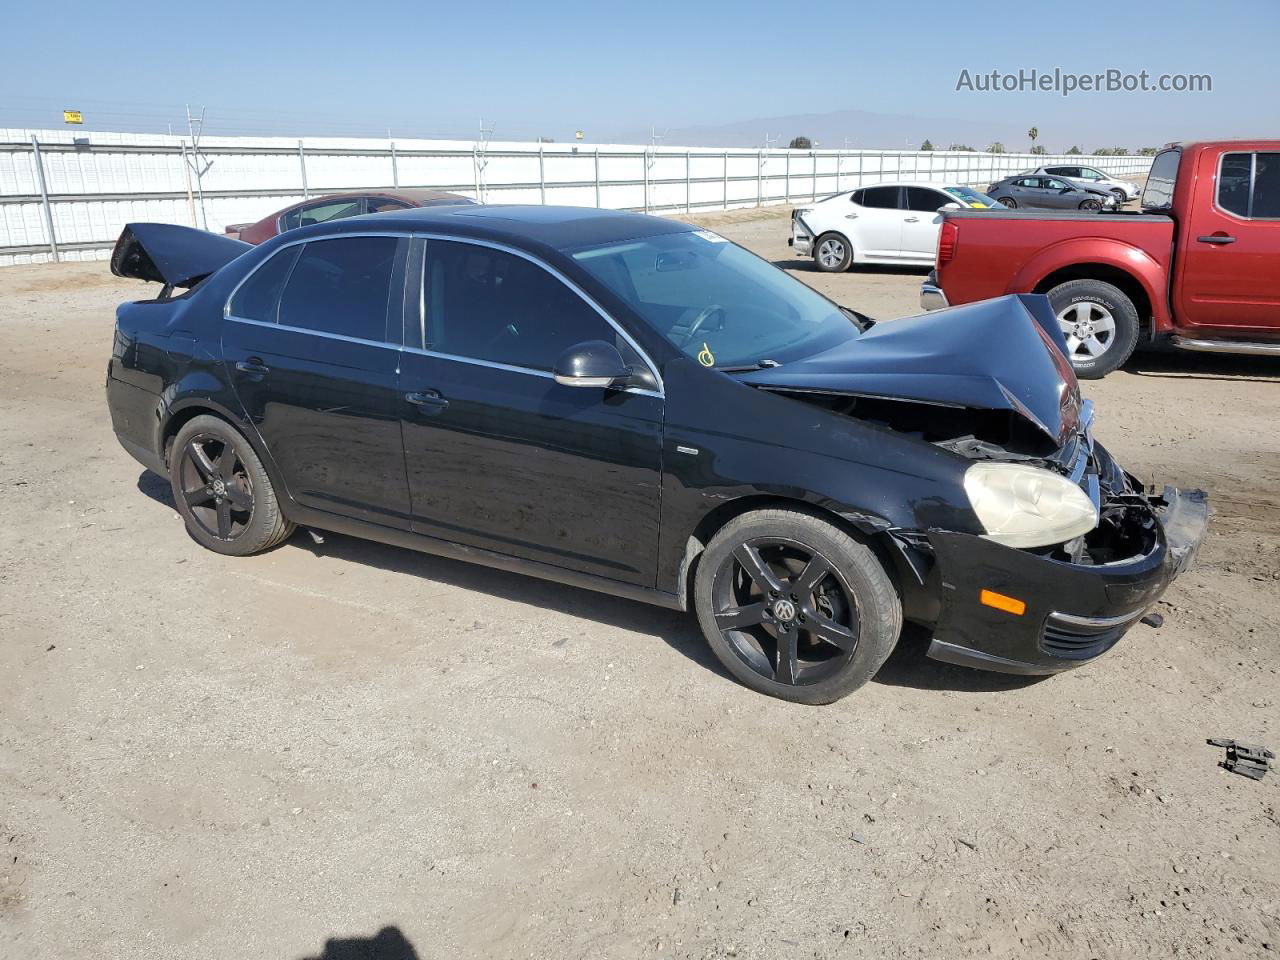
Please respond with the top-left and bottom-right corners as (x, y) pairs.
(812, 229), (854, 263)
(1033, 263), (1154, 339)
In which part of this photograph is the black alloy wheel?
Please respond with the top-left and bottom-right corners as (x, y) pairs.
(177, 433), (254, 541)
(168, 414), (294, 556)
(693, 508), (902, 704)
(711, 537), (859, 685)
(997, 196), (1017, 208)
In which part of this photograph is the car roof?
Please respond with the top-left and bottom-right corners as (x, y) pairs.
(846, 180), (971, 190)
(289, 204), (699, 252)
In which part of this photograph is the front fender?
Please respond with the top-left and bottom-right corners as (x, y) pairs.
(1009, 237), (1171, 333)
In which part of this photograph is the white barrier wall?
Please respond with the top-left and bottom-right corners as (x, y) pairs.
(0, 128), (1155, 266)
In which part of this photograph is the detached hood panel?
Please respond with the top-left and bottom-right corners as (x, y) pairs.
(111, 223), (250, 288)
(741, 294), (1082, 446)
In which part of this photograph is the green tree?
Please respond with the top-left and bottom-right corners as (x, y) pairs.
(1112, 147), (1130, 156)
(1029, 145), (1048, 155)
(1093, 147), (1114, 156)
(1138, 146), (1159, 156)
(789, 136), (812, 150)
(1028, 126), (1039, 149)
(948, 143), (975, 152)
(986, 141), (1006, 154)
(1066, 145), (1083, 155)
(920, 139), (935, 151)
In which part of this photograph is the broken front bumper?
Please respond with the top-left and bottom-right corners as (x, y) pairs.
(789, 213), (814, 256)
(925, 486), (1209, 675)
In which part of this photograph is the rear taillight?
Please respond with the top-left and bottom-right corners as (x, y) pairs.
(937, 220), (958, 263)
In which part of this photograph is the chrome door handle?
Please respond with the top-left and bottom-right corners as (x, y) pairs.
(1197, 235), (1236, 245)
(844, 213), (859, 219)
(235, 358), (270, 376)
(405, 390), (449, 413)
(904, 217), (920, 223)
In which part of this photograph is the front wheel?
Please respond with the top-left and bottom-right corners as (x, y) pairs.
(1078, 198), (1103, 211)
(1111, 188), (1127, 205)
(169, 415), (295, 556)
(693, 509), (902, 704)
(1047, 279), (1140, 379)
(813, 232), (853, 272)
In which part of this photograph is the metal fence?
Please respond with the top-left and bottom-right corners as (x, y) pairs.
(0, 128), (1154, 266)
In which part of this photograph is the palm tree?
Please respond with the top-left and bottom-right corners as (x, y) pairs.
(1028, 126), (1039, 150)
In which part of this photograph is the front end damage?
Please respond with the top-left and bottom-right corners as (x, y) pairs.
(740, 294), (1209, 674)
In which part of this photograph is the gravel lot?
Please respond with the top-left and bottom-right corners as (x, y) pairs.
(1, 207), (1278, 959)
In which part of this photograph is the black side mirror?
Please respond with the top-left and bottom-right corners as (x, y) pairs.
(553, 340), (631, 388)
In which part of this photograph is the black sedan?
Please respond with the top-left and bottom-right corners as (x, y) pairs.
(106, 207), (1207, 704)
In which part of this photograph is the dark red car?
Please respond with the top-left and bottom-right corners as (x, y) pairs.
(225, 188), (476, 244)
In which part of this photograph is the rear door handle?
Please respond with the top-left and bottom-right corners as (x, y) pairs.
(1197, 235), (1236, 245)
(405, 389), (449, 413)
(235, 358), (270, 376)
(904, 216), (920, 223)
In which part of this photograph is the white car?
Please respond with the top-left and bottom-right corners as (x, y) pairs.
(1032, 164), (1142, 204)
(789, 182), (999, 272)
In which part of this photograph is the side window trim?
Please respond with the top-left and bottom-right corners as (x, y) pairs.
(408, 232), (664, 397)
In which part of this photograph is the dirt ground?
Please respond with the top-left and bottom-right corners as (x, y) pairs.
(1, 208), (1277, 960)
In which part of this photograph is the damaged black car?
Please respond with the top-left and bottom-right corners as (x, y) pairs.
(106, 206), (1208, 704)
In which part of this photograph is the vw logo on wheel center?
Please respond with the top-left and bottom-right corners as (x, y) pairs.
(772, 598), (797, 621)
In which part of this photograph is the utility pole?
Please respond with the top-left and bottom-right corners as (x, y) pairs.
(183, 105), (212, 231)
(474, 118), (495, 202)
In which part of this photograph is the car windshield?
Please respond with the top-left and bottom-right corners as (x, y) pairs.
(571, 230), (859, 369)
(943, 186), (1000, 208)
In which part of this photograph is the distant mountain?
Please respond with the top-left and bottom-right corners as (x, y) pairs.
(606, 106), (1014, 151)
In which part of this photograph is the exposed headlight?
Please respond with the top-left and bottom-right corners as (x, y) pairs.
(963, 462), (1098, 548)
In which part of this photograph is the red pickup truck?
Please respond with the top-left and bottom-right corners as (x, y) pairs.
(922, 140), (1280, 378)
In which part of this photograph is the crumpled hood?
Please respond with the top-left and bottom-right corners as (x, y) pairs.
(740, 293), (1082, 446)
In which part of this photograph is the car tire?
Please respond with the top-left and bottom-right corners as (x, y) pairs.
(1110, 188), (1127, 205)
(997, 197), (1017, 208)
(813, 232), (853, 272)
(1047, 279), (1140, 380)
(169, 414), (295, 556)
(693, 508), (902, 704)
(1078, 198), (1103, 211)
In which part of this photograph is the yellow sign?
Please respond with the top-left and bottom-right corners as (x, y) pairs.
(697, 342), (715, 367)
(63, 110), (83, 125)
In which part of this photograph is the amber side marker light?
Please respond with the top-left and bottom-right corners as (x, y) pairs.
(980, 589), (1027, 616)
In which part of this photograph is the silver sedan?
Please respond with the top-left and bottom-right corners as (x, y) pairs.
(986, 174), (1117, 211)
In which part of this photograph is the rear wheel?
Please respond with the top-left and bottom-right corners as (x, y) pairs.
(693, 509), (901, 704)
(813, 232), (853, 272)
(997, 196), (1017, 208)
(169, 415), (294, 556)
(1047, 279), (1140, 379)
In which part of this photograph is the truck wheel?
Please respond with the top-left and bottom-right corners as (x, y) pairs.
(1047, 279), (1140, 379)
(693, 508), (902, 704)
(813, 233), (853, 272)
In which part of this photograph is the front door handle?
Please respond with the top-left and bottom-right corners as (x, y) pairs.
(904, 216), (920, 223)
(405, 390), (449, 414)
(235, 358), (270, 376)
(1197, 234), (1237, 245)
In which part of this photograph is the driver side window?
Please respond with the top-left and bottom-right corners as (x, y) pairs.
(421, 240), (617, 372)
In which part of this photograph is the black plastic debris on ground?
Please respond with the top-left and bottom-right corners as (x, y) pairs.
(1207, 738), (1274, 781)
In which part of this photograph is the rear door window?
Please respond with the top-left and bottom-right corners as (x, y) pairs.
(1217, 152), (1280, 218)
(277, 236), (399, 341)
(859, 186), (902, 209)
(228, 246), (301, 323)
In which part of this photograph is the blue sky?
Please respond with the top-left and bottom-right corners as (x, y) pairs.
(4, 0), (1275, 147)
